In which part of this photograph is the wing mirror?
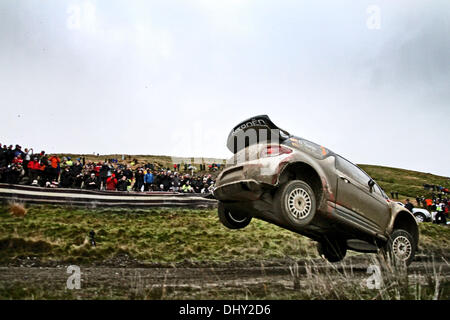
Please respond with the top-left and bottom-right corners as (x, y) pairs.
(368, 179), (375, 192)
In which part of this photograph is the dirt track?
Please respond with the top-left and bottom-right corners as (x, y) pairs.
(1, 256), (449, 299)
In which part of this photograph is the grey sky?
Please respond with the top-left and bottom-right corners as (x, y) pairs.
(1, 0), (449, 176)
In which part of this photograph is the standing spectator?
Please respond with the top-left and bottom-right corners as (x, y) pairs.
(22, 148), (32, 176)
(133, 169), (145, 192)
(415, 196), (421, 207)
(6, 145), (15, 164)
(13, 145), (24, 159)
(405, 199), (414, 212)
(171, 172), (180, 192)
(161, 171), (172, 191)
(0, 145), (7, 167)
(144, 170), (154, 191)
(38, 151), (48, 165)
(99, 161), (109, 190)
(435, 202), (447, 225)
(48, 155), (61, 181)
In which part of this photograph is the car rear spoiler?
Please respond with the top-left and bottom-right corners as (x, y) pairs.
(226, 115), (291, 153)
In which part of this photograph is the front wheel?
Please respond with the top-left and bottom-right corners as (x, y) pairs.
(384, 229), (416, 266)
(218, 202), (252, 229)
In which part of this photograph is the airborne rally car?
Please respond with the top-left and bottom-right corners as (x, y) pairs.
(214, 115), (419, 265)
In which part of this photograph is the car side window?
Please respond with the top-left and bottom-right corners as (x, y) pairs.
(377, 184), (389, 199)
(336, 156), (371, 188)
(372, 184), (382, 196)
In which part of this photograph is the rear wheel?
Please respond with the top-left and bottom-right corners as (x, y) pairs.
(317, 239), (347, 263)
(274, 180), (317, 227)
(218, 202), (252, 229)
(384, 229), (416, 266)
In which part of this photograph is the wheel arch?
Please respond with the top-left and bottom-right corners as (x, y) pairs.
(391, 210), (419, 249)
(277, 161), (325, 206)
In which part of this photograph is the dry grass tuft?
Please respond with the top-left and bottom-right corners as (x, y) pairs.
(8, 202), (27, 218)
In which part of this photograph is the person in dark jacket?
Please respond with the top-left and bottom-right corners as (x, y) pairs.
(193, 177), (203, 193)
(133, 170), (145, 192)
(154, 172), (162, 190)
(6, 145), (15, 164)
(60, 167), (74, 188)
(171, 173), (180, 192)
(117, 175), (130, 191)
(161, 171), (172, 191)
(5, 164), (23, 184)
(85, 173), (98, 190)
(405, 199), (414, 212)
(99, 162), (109, 190)
(123, 166), (133, 180)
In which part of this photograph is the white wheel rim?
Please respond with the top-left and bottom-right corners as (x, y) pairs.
(287, 187), (312, 220)
(228, 212), (247, 223)
(416, 215), (424, 222)
(392, 236), (412, 261)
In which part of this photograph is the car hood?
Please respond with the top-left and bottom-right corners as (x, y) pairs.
(226, 115), (291, 153)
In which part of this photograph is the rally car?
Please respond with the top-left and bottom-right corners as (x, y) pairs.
(214, 115), (419, 265)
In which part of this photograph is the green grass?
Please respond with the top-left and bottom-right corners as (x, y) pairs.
(0, 205), (317, 265)
(0, 205), (449, 266)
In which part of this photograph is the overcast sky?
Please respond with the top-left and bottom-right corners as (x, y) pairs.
(1, 0), (449, 176)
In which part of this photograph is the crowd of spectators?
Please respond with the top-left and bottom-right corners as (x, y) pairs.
(414, 193), (449, 224)
(0, 143), (218, 193)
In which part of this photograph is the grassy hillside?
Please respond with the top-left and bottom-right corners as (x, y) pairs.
(360, 164), (450, 201)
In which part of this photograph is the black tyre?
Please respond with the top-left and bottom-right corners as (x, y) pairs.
(274, 180), (316, 227)
(218, 202), (252, 229)
(414, 212), (426, 223)
(317, 239), (347, 263)
(384, 229), (416, 266)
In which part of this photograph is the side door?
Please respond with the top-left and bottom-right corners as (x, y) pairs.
(335, 156), (390, 232)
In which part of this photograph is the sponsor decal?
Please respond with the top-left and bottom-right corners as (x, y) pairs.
(232, 118), (268, 135)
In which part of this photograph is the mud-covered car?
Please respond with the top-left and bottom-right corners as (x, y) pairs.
(214, 115), (419, 265)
